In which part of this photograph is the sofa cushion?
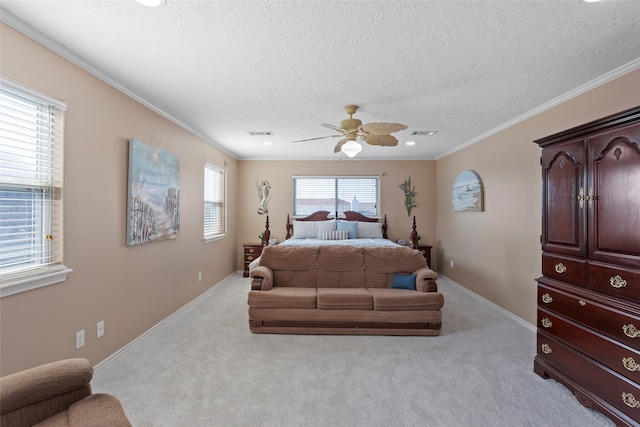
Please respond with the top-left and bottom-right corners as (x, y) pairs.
(317, 288), (373, 310)
(391, 273), (417, 290)
(369, 288), (444, 311)
(260, 245), (319, 271)
(364, 247), (427, 288)
(248, 287), (317, 309)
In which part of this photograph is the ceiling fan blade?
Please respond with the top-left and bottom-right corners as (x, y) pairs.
(322, 123), (347, 133)
(292, 134), (342, 143)
(333, 138), (348, 153)
(361, 133), (399, 147)
(360, 122), (407, 135)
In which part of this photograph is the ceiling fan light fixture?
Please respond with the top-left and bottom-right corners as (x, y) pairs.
(341, 140), (362, 158)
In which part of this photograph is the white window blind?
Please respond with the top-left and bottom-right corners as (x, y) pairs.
(0, 79), (71, 296)
(204, 162), (225, 240)
(293, 176), (379, 217)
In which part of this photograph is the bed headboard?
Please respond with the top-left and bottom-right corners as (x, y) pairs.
(284, 211), (389, 240)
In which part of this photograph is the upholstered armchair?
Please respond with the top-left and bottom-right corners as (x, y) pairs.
(0, 358), (131, 427)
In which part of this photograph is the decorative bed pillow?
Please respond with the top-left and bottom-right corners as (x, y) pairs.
(356, 221), (383, 238)
(291, 220), (318, 239)
(316, 220), (337, 238)
(321, 230), (349, 240)
(392, 273), (417, 290)
(337, 220), (358, 239)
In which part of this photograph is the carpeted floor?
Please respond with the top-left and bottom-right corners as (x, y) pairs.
(92, 274), (614, 426)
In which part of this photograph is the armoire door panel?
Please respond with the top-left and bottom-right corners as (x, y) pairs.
(541, 139), (586, 257)
(588, 123), (640, 268)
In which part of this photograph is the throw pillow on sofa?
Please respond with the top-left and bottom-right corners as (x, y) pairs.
(392, 273), (417, 290)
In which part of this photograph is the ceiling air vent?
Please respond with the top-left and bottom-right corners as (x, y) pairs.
(411, 131), (438, 136)
(248, 131), (273, 136)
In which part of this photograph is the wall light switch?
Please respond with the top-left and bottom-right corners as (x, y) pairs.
(450, 260), (455, 268)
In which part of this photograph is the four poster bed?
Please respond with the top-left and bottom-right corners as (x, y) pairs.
(259, 210), (420, 249)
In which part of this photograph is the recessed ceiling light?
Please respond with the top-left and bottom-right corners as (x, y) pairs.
(136, 0), (163, 7)
(410, 131), (438, 136)
(405, 141), (416, 146)
(264, 141), (274, 146)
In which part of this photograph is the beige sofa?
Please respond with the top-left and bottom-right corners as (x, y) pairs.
(0, 358), (131, 427)
(248, 245), (444, 335)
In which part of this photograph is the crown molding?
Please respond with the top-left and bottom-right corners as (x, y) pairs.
(0, 8), (236, 159)
(436, 57), (640, 160)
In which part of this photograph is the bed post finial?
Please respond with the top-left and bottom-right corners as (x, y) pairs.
(263, 215), (271, 246)
(410, 216), (418, 249)
(286, 214), (293, 240)
(382, 215), (388, 239)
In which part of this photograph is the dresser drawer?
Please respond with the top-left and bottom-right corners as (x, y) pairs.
(589, 262), (640, 305)
(537, 332), (640, 421)
(542, 253), (587, 287)
(538, 307), (640, 383)
(538, 282), (640, 351)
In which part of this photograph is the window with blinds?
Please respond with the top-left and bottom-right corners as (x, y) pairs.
(0, 79), (71, 297)
(293, 176), (379, 217)
(204, 162), (225, 241)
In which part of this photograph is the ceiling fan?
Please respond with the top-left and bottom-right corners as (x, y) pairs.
(292, 105), (407, 157)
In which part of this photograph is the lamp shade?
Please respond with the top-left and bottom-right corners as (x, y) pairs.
(341, 140), (362, 158)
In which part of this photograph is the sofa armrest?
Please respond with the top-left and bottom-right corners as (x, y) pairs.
(414, 267), (438, 292)
(0, 358), (93, 426)
(250, 266), (273, 291)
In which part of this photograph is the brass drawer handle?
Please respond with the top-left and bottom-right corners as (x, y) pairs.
(578, 300), (586, 306)
(623, 324), (640, 339)
(610, 275), (627, 289)
(623, 357), (640, 372)
(541, 293), (553, 304)
(541, 318), (552, 328)
(554, 263), (567, 274)
(248, 248), (255, 253)
(247, 256), (254, 261)
(541, 343), (552, 354)
(623, 392), (640, 409)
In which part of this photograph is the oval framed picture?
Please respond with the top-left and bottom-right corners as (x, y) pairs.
(452, 170), (484, 212)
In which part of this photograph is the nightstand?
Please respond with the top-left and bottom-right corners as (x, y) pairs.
(243, 243), (263, 277)
(417, 244), (432, 268)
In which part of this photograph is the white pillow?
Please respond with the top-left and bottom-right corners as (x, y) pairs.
(316, 220), (336, 238)
(356, 221), (383, 238)
(321, 230), (349, 240)
(291, 220), (318, 239)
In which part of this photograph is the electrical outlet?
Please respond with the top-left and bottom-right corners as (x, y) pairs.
(97, 321), (104, 338)
(450, 260), (455, 268)
(76, 330), (85, 349)
(198, 272), (202, 282)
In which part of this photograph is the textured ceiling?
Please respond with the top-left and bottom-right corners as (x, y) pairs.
(2, 0), (639, 160)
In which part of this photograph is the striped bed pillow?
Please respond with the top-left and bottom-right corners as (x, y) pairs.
(321, 230), (349, 240)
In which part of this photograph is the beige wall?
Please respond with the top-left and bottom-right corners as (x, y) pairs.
(0, 24), (238, 375)
(436, 69), (640, 325)
(2, 20), (638, 376)
(237, 160), (437, 268)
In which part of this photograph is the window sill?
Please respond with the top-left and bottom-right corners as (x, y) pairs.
(204, 233), (226, 244)
(0, 265), (73, 298)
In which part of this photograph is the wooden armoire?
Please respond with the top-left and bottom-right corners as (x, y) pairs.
(534, 106), (640, 426)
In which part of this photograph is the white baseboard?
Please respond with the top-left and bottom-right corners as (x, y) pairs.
(438, 274), (536, 333)
(94, 271), (240, 372)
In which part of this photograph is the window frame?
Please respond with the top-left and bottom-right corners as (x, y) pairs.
(292, 175), (380, 218)
(203, 161), (226, 243)
(0, 78), (72, 298)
